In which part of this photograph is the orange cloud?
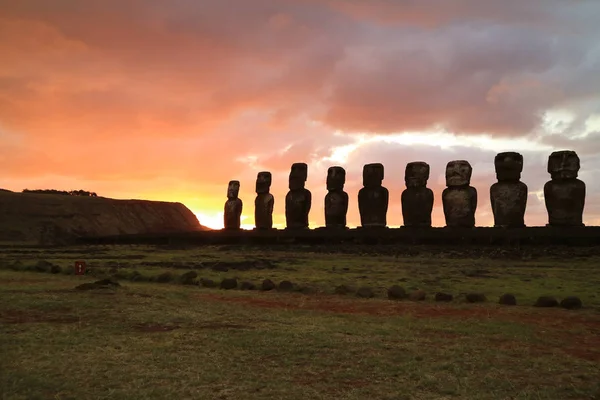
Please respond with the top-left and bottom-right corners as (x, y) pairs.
(1, 0), (599, 228)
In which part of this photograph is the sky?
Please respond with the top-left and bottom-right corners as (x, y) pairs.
(1, 0), (599, 229)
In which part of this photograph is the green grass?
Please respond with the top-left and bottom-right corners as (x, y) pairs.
(1, 246), (600, 399)
(1, 244), (599, 307)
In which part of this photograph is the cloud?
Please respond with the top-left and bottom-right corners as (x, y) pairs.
(0, 0), (599, 227)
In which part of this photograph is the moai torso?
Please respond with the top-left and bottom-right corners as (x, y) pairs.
(442, 160), (477, 227)
(224, 180), (243, 230)
(544, 150), (586, 226)
(254, 172), (274, 230)
(401, 162), (434, 227)
(285, 163), (312, 229)
(490, 152), (527, 227)
(358, 163), (389, 227)
(324, 166), (349, 228)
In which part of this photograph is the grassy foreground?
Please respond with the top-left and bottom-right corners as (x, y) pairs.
(1, 244), (600, 399)
(0, 276), (599, 398)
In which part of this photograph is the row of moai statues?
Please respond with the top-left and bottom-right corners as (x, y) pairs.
(223, 150), (586, 229)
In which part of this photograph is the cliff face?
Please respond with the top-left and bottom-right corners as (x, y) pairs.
(0, 190), (209, 244)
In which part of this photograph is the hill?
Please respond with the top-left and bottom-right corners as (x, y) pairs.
(0, 189), (209, 244)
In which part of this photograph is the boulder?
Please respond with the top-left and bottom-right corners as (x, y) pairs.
(534, 296), (559, 307)
(465, 293), (486, 303)
(356, 286), (374, 298)
(560, 296), (582, 310)
(499, 293), (517, 306)
(261, 279), (276, 291)
(220, 278), (238, 290)
(409, 290), (426, 301)
(435, 292), (453, 302)
(387, 285), (407, 300)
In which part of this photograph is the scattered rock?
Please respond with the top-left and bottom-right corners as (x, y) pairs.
(220, 278), (238, 290)
(465, 293), (486, 303)
(409, 290), (426, 301)
(35, 260), (53, 272)
(277, 280), (294, 291)
(499, 293), (517, 306)
(534, 296), (559, 307)
(178, 271), (198, 285)
(211, 265), (229, 272)
(199, 278), (217, 288)
(560, 296), (582, 310)
(261, 279), (276, 291)
(129, 271), (144, 282)
(387, 285), (407, 300)
(50, 265), (62, 274)
(334, 285), (353, 295)
(75, 278), (120, 291)
(156, 272), (174, 283)
(435, 292), (453, 302)
(240, 281), (256, 290)
(8, 261), (23, 271)
(356, 286), (374, 298)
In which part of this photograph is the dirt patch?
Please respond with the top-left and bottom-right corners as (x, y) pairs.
(198, 323), (252, 330)
(0, 309), (79, 324)
(133, 323), (180, 332)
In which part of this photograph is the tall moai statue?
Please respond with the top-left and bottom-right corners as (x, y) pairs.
(224, 180), (243, 230)
(285, 163), (312, 229)
(544, 150), (585, 226)
(442, 160), (477, 227)
(254, 171), (274, 230)
(401, 162), (434, 227)
(358, 163), (389, 227)
(490, 152), (527, 227)
(324, 166), (349, 229)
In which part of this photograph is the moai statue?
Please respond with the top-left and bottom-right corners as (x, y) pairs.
(285, 163), (311, 229)
(442, 160), (477, 227)
(490, 152), (527, 227)
(324, 166), (349, 228)
(544, 150), (585, 226)
(358, 163), (389, 227)
(401, 162), (434, 227)
(224, 180), (243, 230)
(254, 172), (274, 230)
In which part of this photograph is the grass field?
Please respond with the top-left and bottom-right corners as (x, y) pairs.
(1, 244), (600, 399)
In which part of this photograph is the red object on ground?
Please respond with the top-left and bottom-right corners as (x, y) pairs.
(75, 261), (86, 275)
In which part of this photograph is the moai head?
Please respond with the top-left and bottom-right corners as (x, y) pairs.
(289, 162), (308, 190)
(227, 180), (240, 199)
(548, 150), (580, 180)
(255, 171), (272, 194)
(445, 160), (472, 187)
(363, 163), (384, 188)
(405, 162), (430, 188)
(326, 166), (346, 191)
(494, 152), (523, 182)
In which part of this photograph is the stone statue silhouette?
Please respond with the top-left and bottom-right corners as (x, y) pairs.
(324, 166), (349, 229)
(285, 163), (311, 229)
(442, 160), (477, 227)
(358, 163), (388, 227)
(224, 180), (242, 230)
(490, 152), (527, 227)
(254, 172), (274, 230)
(544, 150), (585, 226)
(401, 162), (434, 227)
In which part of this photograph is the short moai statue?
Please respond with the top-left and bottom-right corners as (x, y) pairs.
(324, 166), (349, 229)
(544, 150), (585, 226)
(358, 163), (389, 227)
(224, 180), (243, 230)
(490, 152), (527, 227)
(285, 163), (312, 229)
(401, 162), (434, 227)
(254, 172), (274, 230)
(442, 160), (477, 227)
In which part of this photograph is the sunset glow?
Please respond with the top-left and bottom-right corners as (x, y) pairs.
(1, 1), (599, 229)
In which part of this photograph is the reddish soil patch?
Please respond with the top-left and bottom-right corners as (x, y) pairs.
(196, 292), (600, 361)
(133, 323), (180, 332)
(198, 323), (252, 330)
(0, 308), (79, 324)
